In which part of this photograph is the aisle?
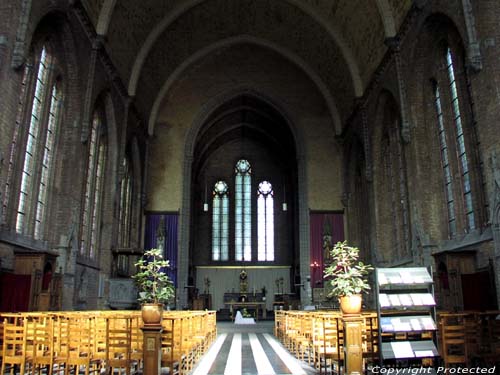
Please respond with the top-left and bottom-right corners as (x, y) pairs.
(191, 322), (318, 375)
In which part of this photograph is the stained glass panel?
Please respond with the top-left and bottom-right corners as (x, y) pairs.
(235, 160), (251, 261)
(257, 181), (274, 261)
(446, 48), (475, 230)
(212, 181), (228, 261)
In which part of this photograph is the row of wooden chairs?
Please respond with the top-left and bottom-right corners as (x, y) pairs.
(438, 311), (500, 368)
(160, 310), (217, 375)
(0, 310), (216, 375)
(274, 310), (379, 374)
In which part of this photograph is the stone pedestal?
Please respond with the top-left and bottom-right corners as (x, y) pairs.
(141, 324), (163, 375)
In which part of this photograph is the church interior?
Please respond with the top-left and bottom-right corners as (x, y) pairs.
(1, 0), (500, 373)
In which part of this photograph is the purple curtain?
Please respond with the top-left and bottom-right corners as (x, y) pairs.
(144, 213), (178, 286)
(309, 213), (344, 288)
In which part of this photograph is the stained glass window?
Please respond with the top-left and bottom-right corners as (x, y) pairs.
(433, 81), (457, 236)
(12, 45), (62, 239)
(16, 47), (50, 234)
(212, 180), (229, 261)
(118, 157), (133, 249)
(80, 111), (107, 259)
(34, 84), (61, 239)
(446, 48), (475, 231)
(257, 181), (274, 261)
(235, 159), (251, 261)
(117, 156), (132, 274)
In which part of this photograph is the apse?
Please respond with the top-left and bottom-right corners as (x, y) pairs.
(189, 94), (299, 311)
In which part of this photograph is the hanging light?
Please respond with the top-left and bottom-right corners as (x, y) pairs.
(203, 181), (208, 212)
(282, 182), (288, 211)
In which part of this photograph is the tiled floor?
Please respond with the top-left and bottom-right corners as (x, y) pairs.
(191, 321), (318, 375)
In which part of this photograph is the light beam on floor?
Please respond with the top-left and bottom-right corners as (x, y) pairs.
(263, 333), (307, 375)
(191, 333), (227, 375)
(249, 333), (276, 374)
(224, 333), (242, 375)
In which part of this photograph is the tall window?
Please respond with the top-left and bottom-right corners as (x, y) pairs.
(80, 111), (107, 259)
(118, 157), (133, 248)
(445, 48), (475, 230)
(433, 81), (456, 236)
(212, 180), (229, 261)
(117, 157), (133, 274)
(257, 181), (274, 261)
(6, 45), (63, 238)
(235, 159), (251, 261)
(432, 47), (476, 237)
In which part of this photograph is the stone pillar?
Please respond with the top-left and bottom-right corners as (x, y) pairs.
(141, 325), (163, 375)
(298, 154), (311, 307)
(461, 0), (482, 71)
(342, 315), (364, 375)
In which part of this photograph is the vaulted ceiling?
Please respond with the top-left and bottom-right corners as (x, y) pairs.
(82, 0), (413, 131)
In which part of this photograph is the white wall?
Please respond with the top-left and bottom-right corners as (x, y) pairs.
(196, 266), (291, 311)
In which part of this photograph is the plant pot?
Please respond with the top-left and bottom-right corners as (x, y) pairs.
(141, 303), (164, 326)
(339, 294), (362, 315)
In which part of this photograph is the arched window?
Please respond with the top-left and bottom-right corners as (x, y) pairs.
(445, 48), (474, 231)
(257, 181), (274, 261)
(433, 80), (457, 236)
(80, 110), (107, 259)
(234, 159), (251, 261)
(118, 157), (133, 247)
(212, 180), (229, 261)
(4, 45), (63, 238)
(117, 156), (133, 274)
(432, 47), (476, 237)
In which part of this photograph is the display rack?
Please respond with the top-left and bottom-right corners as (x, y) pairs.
(375, 267), (439, 365)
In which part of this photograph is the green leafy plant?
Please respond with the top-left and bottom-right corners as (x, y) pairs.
(323, 241), (373, 297)
(131, 248), (175, 305)
(241, 308), (252, 318)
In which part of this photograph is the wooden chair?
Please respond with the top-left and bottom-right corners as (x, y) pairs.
(312, 314), (342, 375)
(63, 315), (101, 375)
(129, 313), (143, 373)
(106, 315), (132, 375)
(478, 312), (500, 366)
(439, 313), (468, 367)
(361, 312), (379, 369)
(161, 317), (181, 375)
(30, 316), (55, 374)
(292, 312), (313, 364)
(1, 318), (33, 375)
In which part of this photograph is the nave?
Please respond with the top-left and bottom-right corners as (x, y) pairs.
(191, 322), (317, 375)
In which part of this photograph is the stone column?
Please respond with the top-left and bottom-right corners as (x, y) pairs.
(461, 0), (482, 71)
(298, 153), (311, 307)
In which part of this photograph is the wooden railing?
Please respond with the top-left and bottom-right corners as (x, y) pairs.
(0, 310), (216, 375)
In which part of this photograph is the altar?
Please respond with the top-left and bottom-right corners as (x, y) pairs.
(195, 265), (291, 312)
(226, 301), (267, 321)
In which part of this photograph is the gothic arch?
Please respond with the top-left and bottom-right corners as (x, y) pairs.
(147, 36), (342, 136)
(175, 88), (310, 307)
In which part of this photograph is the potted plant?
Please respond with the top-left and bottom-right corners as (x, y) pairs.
(131, 248), (175, 326)
(323, 241), (373, 314)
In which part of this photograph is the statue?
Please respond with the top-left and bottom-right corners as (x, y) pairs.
(323, 217), (333, 262)
(239, 269), (248, 294)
